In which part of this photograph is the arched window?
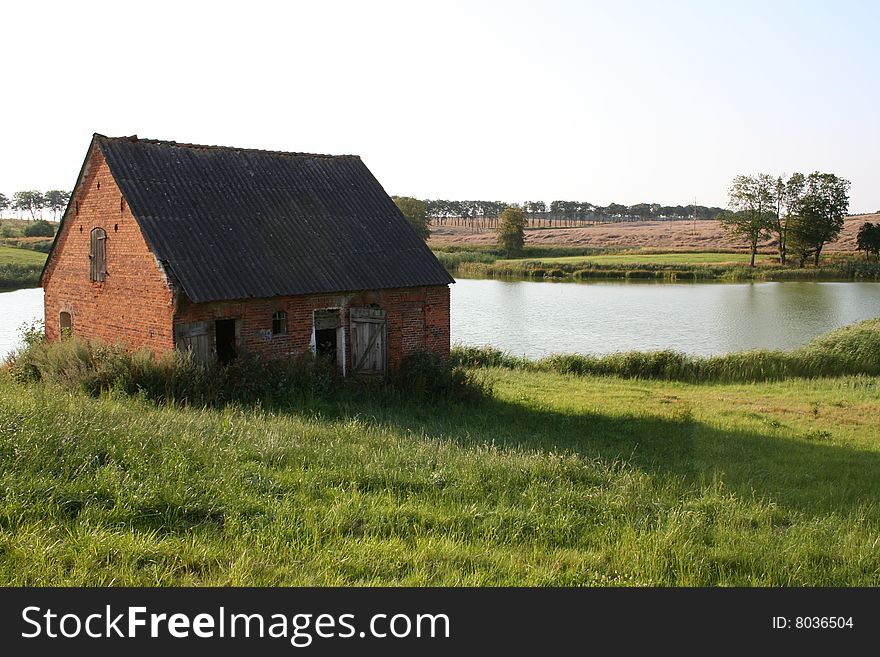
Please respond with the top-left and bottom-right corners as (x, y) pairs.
(59, 312), (72, 339)
(89, 227), (107, 282)
(272, 310), (287, 335)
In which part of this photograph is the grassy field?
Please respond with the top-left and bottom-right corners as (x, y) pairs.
(1, 364), (879, 585)
(496, 251), (771, 266)
(0, 245), (47, 288)
(436, 246), (880, 282)
(428, 215), (875, 252)
(0, 245), (48, 267)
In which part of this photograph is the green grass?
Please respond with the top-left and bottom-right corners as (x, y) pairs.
(497, 251), (770, 266)
(448, 254), (880, 282)
(1, 351), (880, 584)
(0, 245), (47, 267)
(0, 245), (46, 288)
(454, 318), (880, 383)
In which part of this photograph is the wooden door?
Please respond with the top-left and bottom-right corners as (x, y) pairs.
(350, 307), (387, 377)
(174, 321), (212, 363)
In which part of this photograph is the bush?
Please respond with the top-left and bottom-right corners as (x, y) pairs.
(8, 334), (496, 407)
(433, 250), (496, 271)
(450, 345), (529, 369)
(0, 263), (42, 288)
(23, 220), (55, 237)
(8, 335), (341, 407)
(393, 351), (492, 403)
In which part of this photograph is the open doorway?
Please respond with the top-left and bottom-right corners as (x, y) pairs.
(315, 328), (337, 363)
(215, 319), (237, 364)
(313, 309), (342, 369)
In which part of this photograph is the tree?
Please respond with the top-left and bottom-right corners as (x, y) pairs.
(769, 173), (805, 265)
(43, 190), (71, 220)
(391, 196), (430, 240)
(12, 190), (45, 220)
(497, 206), (526, 257)
(23, 219), (55, 237)
(605, 202), (628, 218)
(629, 203), (656, 219)
(0, 193), (8, 217)
(787, 172), (850, 266)
(523, 201), (546, 214)
(856, 221), (880, 261)
(722, 174), (776, 266)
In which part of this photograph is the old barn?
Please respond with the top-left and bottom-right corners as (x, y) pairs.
(40, 134), (454, 377)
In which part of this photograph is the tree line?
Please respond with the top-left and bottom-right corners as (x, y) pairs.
(423, 198), (725, 221)
(721, 172), (850, 267)
(0, 190), (71, 220)
(392, 195), (727, 242)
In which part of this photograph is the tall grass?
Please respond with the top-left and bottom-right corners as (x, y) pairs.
(452, 318), (880, 383)
(0, 263), (42, 288)
(1, 350), (880, 585)
(441, 254), (880, 282)
(8, 331), (488, 407)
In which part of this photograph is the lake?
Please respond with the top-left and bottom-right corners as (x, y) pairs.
(2, 280), (879, 359)
(450, 278), (880, 358)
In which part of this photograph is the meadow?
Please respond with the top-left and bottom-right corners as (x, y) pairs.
(434, 246), (880, 282)
(0, 245), (47, 288)
(495, 251), (771, 267)
(1, 321), (879, 586)
(0, 245), (48, 267)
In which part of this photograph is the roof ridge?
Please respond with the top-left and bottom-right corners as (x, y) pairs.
(92, 133), (359, 160)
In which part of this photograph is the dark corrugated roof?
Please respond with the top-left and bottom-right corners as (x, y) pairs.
(95, 134), (453, 303)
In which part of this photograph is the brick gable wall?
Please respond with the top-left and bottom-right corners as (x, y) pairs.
(42, 146), (175, 351)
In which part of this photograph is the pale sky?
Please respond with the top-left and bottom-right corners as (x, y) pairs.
(2, 0), (878, 211)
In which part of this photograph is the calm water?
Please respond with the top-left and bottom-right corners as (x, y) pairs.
(1, 288), (44, 357)
(2, 281), (880, 359)
(450, 279), (880, 358)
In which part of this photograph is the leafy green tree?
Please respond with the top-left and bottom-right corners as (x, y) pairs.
(0, 192), (9, 217)
(43, 190), (71, 220)
(549, 200), (580, 217)
(12, 190), (45, 220)
(23, 219), (55, 237)
(787, 172), (850, 266)
(523, 201), (546, 214)
(629, 203), (656, 219)
(605, 202), (628, 217)
(722, 174), (776, 266)
(392, 196), (430, 240)
(856, 221), (880, 261)
(769, 173), (805, 265)
(497, 206), (526, 257)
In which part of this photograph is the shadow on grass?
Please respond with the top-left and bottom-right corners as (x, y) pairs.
(302, 393), (880, 522)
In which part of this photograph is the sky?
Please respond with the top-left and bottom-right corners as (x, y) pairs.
(2, 0), (878, 211)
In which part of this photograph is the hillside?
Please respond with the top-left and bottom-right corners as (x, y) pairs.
(429, 215), (876, 252)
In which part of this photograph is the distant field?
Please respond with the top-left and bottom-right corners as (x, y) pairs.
(0, 246), (48, 267)
(497, 251), (772, 267)
(429, 216), (874, 252)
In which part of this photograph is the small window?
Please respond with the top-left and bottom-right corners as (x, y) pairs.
(272, 310), (287, 335)
(60, 312), (72, 339)
(89, 227), (107, 282)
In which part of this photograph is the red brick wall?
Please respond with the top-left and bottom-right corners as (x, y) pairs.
(42, 145), (175, 351)
(174, 284), (450, 372)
